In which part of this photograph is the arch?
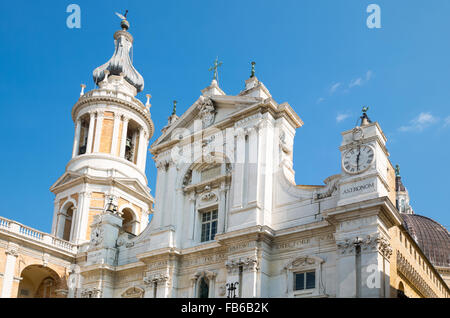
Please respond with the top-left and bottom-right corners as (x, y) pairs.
(178, 151), (232, 189)
(191, 270), (216, 298)
(17, 265), (65, 298)
(60, 198), (78, 211)
(121, 286), (145, 298)
(397, 281), (407, 298)
(119, 204), (139, 235)
(58, 200), (77, 241)
(198, 277), (209, 298)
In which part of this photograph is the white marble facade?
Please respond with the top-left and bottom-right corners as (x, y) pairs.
(74, 72), (400, 298)
(44, 18), (402, 298)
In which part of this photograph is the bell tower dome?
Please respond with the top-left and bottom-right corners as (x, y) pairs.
(50, 14), (155, 244)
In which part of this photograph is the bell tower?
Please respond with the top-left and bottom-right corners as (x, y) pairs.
(50, 15), (155, 244)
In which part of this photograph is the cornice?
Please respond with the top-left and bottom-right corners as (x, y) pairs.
(71, 93), (154, 138)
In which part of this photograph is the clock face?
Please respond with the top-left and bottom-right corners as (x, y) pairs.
(342, 145), (375, 174)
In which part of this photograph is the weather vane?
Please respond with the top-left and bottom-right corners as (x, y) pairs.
(115, 10), (130, 30)
(115, 10), (128, 20)
(208, 57), (223, 82)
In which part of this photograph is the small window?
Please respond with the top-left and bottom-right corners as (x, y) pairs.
(294, 271), (316, 291)
(200, 209), (218, 242)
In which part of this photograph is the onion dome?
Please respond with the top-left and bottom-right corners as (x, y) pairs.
(402, 213), (450, 267)
(93, 14), (144, 93)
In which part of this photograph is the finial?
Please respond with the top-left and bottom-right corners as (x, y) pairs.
(146, 94), (152, 108)
(395, 164), (400, 177)
(115, 10), (130, 30)
(208, 57), (223, 82)
(250, 61), (256, 78)
(172, 100), (177, 116)
(80, 84), (86, 97)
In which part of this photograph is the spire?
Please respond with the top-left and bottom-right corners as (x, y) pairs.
(93, 11), (144, 93)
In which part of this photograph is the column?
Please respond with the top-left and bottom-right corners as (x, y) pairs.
(137, 127), (147, 169)
(247, 126), (258, 205)
(206, 272), (217, 298)
(93, 112), (104, 153)
(232, 128), (245, 209)
(51, 199), (60, 236)
(217, 183), (228, 234)
(77, 191), (91, 243)
(1, 243), (19, 298)
(156, 277), (170, 298)
(70, 192), (86, 244)
(72, 118), (82, 158)
(110, 113), (121, 156)
(56, 210), (66, 239)
(241, 258), (259, 297)
(119, 117), (129, 158)
(336, 239), (357, 297)
(86, 112), (96, 154)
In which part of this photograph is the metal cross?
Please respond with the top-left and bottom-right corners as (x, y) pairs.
(208, 57), (223, 82)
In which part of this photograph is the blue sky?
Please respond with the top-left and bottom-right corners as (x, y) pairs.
(0, 0), (449, 232)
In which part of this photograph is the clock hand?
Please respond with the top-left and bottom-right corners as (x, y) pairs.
(356, 147), (361, 170)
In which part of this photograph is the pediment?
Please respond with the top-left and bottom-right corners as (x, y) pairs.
(151, 95), (261, 149)
(50, 171), (83, 192)
(114, 178), (154, 201)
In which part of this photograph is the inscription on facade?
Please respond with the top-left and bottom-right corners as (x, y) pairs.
(342, 182), (374, 195)
(182, 254), (226, 267)
(275, 239), (310, 250)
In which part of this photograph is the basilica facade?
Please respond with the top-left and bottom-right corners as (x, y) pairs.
(0, 16), (449, 299)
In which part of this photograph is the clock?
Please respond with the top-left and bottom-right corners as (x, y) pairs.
(342, 145), (375, 174)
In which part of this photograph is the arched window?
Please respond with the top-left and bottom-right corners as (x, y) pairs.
(124, 120), (140, 163)
(77, 115), (90, 155)
(121, 208), (136, 235)
(397, 282), (407, 298)
(62, 204), (74, 241)
(198, 277), (209, 298)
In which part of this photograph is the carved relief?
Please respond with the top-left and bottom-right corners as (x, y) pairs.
(337, 234), (392, 258)
(225, 257), (259, 274)
(200, 192), (217, 202)
(197, 97), (216, 128)
(90, 226), (104, 247)
(5, 243), (19, 257)
(81, 288), (102, 298)
(144, 273), (170, 286)
(121, 286), (145, 298)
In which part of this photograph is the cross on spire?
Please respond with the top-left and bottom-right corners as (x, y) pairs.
(208, 57), (223, 82)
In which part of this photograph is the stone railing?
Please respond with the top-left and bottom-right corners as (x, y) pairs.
(0, 216), (77, 255)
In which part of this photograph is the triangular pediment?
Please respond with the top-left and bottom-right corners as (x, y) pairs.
(151, 94), (262, 149)
(50, 171), (83, 192)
